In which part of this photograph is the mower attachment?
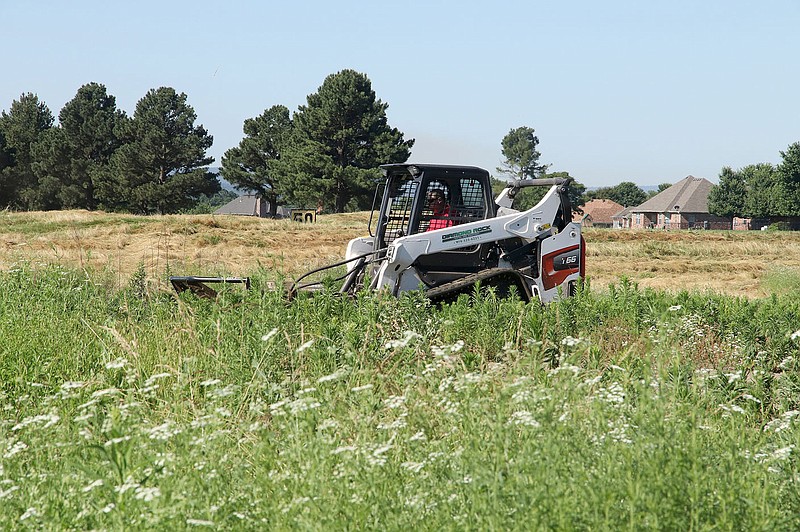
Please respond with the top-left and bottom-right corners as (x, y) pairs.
(169, 276), (251, 299)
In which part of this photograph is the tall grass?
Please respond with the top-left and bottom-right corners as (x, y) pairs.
(2, 265), (800, 529)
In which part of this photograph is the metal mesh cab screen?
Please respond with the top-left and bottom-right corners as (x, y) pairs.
(419, 177), (487, 231)
(384, 181), (418, 245)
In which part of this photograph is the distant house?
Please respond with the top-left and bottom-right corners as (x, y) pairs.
(612, 206), (633, 229)
(629, 176), (730, 230)
(573, 199), (624, 228)
(214, 195), (288, 218)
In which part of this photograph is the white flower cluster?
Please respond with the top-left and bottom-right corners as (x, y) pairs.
(317, 366), (349, 383)
(593, 383), (625, 406)
(763, 410), (800, 433)
(11, 413), (60, 432)
(384, 330), (423, 349)
(507, 410), (540, 427)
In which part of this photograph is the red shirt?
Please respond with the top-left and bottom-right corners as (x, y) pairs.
(427, 206), (453, 231)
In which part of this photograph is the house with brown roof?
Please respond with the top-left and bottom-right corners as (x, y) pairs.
(573, 199), (624, 228)
(629, 176), (730, 229)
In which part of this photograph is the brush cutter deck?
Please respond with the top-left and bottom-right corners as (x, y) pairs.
(169, 276), (251, 298)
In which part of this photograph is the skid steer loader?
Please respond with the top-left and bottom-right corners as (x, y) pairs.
(171, 163), (584, 303)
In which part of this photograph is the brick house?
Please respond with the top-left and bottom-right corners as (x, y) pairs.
(629, 176), (731, 229)
(573, 199), (624, 228)
(612, 206), (633, 229)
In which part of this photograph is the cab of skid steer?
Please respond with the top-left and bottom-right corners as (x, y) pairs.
(373, 164), (499, 286)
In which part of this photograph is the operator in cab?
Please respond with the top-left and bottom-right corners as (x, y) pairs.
(426, 189), (454, 231)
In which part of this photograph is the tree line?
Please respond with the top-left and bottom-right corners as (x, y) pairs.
(0, 70), (413, 215)
(0, 85), (218, 214)
(707, 143), (800, 219)
(2, 67), (666, 216)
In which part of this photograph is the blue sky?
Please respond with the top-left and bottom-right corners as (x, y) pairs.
(2, 0), (798, 187)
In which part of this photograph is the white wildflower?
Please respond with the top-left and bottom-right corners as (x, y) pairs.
(208, 384), (238, 398)
(199, 379), (221, 387)
(508, 410), (540, 427)
(101, 503), (116, 514)
(377, 417), (408, 430)
(741, 394), (762, 404)
(296, 340), (314, 353)
(60, 381), (85, 390)
(105, 358), (128, 370)
(668, 305), (682, 312)
(104, 436), (131, 447)
(384, 395), (406, 409)
(261, 328), (279, 342)
(19, 507), (39, 521)
(550, 364), (582, 376)
(561, 336), (583, 347)
(12, 413), (60, 431)
(331, 445), (357, 455)
(401, 461), (426, 473)
(134, 486), (161, 502)
(511, 389), (532, 403)
(0, 485), (19, 499)
(582, 375), (603, 387)
(91, 388), (119, 399)
(725, 371), (742, 384)
(4, 441), (28, 459)
(280, 497), (311, 514)
(82, 479), (104, 493)
(145, 421), (182, 441)
(115, 477), (140, 494)
(384, 330), (422, 349)
(791, 330), (800, 341)
(186, 518), (216, 527)
(351, 384), (373, 392)
(317, 418), (338, 431)
(144, 372), (172, 386)
(595, 383), (625, 405)
(317, 367), (349, 383)
(409, 430), (427, 442)
(719, 403), (746, 415)
(772, 445), (795, 461)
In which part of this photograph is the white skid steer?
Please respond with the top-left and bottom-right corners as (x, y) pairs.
(172, 163), (584, 303)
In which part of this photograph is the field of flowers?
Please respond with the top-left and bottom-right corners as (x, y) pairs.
(2, 263), (800, 529)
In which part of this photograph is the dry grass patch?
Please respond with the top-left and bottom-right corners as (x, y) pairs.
(2, 210), (800, 297)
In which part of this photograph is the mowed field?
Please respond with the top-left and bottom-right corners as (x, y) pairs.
(2, 209), (800, 297)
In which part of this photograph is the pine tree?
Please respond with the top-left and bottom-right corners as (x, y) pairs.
(0, 93), (54, 209)
(101, 87), (218, 214)
(277, 70), (413, 212)
(221, 105), (292, 217)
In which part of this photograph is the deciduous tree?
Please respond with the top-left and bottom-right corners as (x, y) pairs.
(587, 181), (647, 207)
(707, 166), (747, 218)
(774, 142), (800, 216)
(221, 105), (292, 217)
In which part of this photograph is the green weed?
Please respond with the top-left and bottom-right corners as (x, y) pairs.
(1, 266), (800, 529)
